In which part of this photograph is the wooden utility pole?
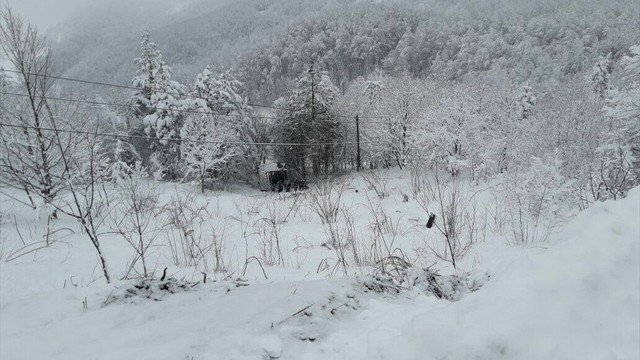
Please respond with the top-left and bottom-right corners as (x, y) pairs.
(309, 65), (315, 177)
(356, 114), (361, 172)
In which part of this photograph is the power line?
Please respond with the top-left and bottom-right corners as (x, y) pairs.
(0, 122), (371, 147)
(1, 68), (285, 112)
(1, 90), (394, 125)
(0, 69), (391, 121)
(0, 91), (281, 120)
(2, 69), (364, 119)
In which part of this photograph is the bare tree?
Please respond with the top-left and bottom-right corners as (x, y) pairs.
(0, 6), (64, 215)
(110, 167), (166, 278)
(52, 125), (113, 282)
(1, 6), (113, 282)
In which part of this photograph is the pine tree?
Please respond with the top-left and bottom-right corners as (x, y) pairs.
(132, 31), (188, 180)
(274, 67), (340, 179)
(98, 105), (140, 184)
(516, 81), (536, 120)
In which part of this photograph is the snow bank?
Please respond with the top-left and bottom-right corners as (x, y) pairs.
(359, 187), (640, 359)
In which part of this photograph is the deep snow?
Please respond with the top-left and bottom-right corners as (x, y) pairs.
(0, 174), (638, 360)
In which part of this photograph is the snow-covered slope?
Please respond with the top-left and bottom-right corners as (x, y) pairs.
(1, 184), (637, 359)
(322, 188), (640, 360)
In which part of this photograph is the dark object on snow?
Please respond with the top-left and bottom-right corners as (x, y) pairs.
(269, 169), (289, 192)
(426, 214), (436, 229)
(103, 277), (199, 305)
(160, 267), (167, 281)
(259, 163), (308, 192)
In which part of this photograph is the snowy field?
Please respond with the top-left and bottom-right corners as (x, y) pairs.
(1, 170), (638, 360)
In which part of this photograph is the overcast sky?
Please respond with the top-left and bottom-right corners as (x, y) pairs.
(6, 0), (95, 31)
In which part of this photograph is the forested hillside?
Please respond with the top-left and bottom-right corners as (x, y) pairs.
(50, 0), (352, 89)
(50, 0), (639, 102)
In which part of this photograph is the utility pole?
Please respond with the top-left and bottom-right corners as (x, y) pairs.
(309, 64), (315, 117)
(0, 68), (5, 104)
(307, 64), (315, 178)
(356, 114), (361, 172)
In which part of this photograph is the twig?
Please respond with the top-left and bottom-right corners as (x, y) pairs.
(276, 303), (315, 326)
(242, 256), (268, 279)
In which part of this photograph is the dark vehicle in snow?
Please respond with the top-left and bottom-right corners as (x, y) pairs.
(259, 163), (308, 192)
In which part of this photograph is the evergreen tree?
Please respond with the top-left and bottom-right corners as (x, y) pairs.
(516, 81), (536, 120)
(131, 31), (188, 180)
(274, 68), (340, 179)
(98, 104), (140, 184)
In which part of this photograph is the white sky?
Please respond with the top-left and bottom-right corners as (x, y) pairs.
(6, 0), (94, 31)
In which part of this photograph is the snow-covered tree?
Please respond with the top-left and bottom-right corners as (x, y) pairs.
(273, 68), (340, 179)
(96, 103), (140, 184)
(590, 53), (613, 99)
(0, 6), (71, 213)
(595, 45), (640, 199)
(525, 80), (604, 209)
(482, 80), (531, 174)
(423, 81), (489, 177)
(180, 113), (238, 192)
(333, 76), (382, 170)
(190, 66), (258, 183)
(132, 31), (188, 180)
(366, 74), (426, 169)
(516, 80), (536, 120)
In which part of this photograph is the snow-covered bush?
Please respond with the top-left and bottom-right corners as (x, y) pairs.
(360, 268), (490, 301)
(103, 277), (198, 305)
(306, 178), (352, 273)
(364, 196), (408, 265)
(503, 153), (573, 245)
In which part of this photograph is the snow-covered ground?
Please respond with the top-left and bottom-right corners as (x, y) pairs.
(1, 171), (638, 360)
